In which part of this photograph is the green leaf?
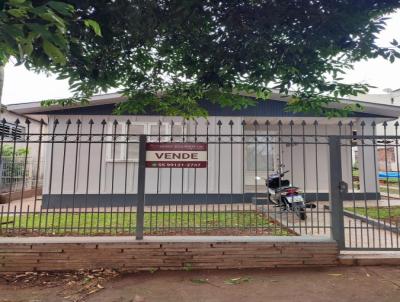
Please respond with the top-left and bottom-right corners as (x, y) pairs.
(2, 24), (24, 39)
(46, 1), (74, 16)
(84, 19), (102, 36)
(190, 278), (209, 284)
(27, 23), (53, 40)
(21, 41), (33, 56)
(7, 8), (28, 18)
(39, 11), (66, 33)
(224, 277), (251, 285)
(42, 39), (66, 64)
(9, 0), (26, 5)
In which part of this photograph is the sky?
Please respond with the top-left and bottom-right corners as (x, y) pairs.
(2, 10), (400, 105)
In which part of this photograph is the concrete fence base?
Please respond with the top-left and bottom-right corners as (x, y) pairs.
(0, 236), (338, 272)
(339, 251), (400, 266)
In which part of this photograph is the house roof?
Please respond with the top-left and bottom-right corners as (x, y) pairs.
(1, 105), (45, 124)
(6, 92), (400, 119)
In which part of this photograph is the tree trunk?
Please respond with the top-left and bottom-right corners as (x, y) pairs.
(0, 65), (4, 112)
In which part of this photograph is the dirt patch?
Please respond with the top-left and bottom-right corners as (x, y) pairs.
(2, 266), (400, 302)
(383, 216), (400, 225)
(0, 269), (119, 302)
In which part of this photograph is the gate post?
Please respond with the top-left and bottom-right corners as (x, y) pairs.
(136, 135), (147, 240)
(328, 136), (345, 249)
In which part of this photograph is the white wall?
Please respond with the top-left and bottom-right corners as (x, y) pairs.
(41, 115), (378, 196)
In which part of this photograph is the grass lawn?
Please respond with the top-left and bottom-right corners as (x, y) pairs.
(380, 186), (400, 196)
(345, 206), (400, 221)
(0, 211), (288, 236)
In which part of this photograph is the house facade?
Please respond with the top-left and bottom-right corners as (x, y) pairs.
(6, 93), (400, 207)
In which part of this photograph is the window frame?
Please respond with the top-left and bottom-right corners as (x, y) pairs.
(106, 122), (174, 162)
(245, 133), (278, 174)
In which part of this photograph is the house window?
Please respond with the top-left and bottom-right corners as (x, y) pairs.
(0, 122), (25, 141)
(246, 137), (276, 173)
(148, 123), (169, 142)
(126, 124), (146, 160)
(107, 122), (182, 161)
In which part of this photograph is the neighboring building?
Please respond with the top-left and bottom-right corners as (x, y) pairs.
(349, 91), (400, 172)
(6, 92), (400, 206)
(0, 105), (47, 195)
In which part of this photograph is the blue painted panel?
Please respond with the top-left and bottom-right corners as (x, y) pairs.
(379, 171), (400, 178)
(41, 98), (387, 118)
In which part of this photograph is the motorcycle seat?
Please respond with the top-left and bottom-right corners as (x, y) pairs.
(273, 186), (299, 193)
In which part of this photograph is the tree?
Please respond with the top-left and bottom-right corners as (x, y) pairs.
(0, 0), (100, 110)
(7, 1), (400, 117)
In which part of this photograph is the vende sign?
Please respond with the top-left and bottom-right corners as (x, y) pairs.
(146, 143), (207, 168)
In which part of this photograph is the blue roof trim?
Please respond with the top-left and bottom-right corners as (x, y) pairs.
(41, 98), (387, 118)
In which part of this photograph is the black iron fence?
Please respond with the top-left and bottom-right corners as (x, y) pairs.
(1, 117), (400, 250)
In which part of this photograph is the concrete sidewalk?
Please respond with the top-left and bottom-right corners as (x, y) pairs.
(260, 203), (400, 249)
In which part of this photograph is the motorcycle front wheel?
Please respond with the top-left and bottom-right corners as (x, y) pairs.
(296, 207), (307, 220)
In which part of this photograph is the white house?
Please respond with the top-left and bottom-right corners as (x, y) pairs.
(6, 93), (400, 208)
